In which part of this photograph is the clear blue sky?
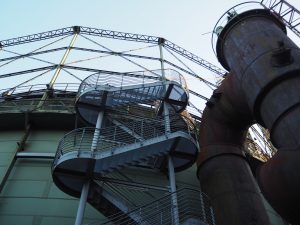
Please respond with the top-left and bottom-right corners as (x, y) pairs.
(2, 0), (300, 67)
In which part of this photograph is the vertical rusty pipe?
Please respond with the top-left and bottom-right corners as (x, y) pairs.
(197, 73), (271, 225)
(199, 7), (300, 224)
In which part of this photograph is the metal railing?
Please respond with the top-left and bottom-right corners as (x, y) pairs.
(0, 83), (78, 113)
(94, 178), (167, 211)
(78, 69), (187, 94)
(90, 188), (215, 225)
(0, 83), (79, 98)
(134, 69), (188, 89)
(53, 115), (197, 166)
(0, 98), (75, 113)
(211, 1), (266, 56)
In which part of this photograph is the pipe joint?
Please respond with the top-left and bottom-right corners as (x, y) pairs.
(197, 145), (246, 170)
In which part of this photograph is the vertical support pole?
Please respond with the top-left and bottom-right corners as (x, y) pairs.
(159, 38), (179, 225)
(159, 39), (171, 133)
(91, 111), (104, 151)
(168, 156), (180, 225)
(75, 111), (104, 225)
(74, 181), (90, 225)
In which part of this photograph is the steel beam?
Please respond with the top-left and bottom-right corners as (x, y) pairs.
(261, 0), (300, 38)
(0, 27), (74, 47)
(164, 40), (226, 75)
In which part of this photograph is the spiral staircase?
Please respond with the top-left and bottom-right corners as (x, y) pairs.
(51, 69), (206, 224)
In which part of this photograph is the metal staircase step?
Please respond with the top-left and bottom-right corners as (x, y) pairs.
(92, 138), (175, 175)
(105, 85), (165, 107)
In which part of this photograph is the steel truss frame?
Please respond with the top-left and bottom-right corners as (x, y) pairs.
(0, 26), (226, 76)
(261, 0), (300, 38)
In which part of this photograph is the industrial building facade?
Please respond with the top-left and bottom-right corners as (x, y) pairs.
(0, 0), (299, 225)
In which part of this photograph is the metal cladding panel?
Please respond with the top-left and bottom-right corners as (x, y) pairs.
(175, 164), (200, 188)
(0, 131), (104, 225)
(0, 131), (23, 191)
(0, 215), (35, 225)
(2, 180), (49, 197)
(24, 130), (68, 153)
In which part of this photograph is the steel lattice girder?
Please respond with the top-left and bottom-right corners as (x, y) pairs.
(0, 26), (226, 76)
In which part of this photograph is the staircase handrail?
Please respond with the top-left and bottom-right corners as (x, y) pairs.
(78, 69), (187, 95)
(0, 83), (79, 99)
(53, 115), (197, 164)
(90, 188), (214, 225)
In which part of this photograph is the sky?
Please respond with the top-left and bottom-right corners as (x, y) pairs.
(1, 0), (300, 108)
(2, 0), (300, 69)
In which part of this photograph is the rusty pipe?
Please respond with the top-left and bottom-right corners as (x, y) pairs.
(198, 8), (300, 225)
(197, 73), (271, 225)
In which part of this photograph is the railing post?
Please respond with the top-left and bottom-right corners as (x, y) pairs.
(141, 120), (144, 138)
(78, 129), (86, 157)
(113, 126), (117, 143)
(121, 73), (124, 88)
(142, 71), (145, 87)
(91, 112), (104, 152)
(210, 206), (216, 225)
(96, 73), (100, 86)
(139, 207), (142, 223)
(199, 191), (207, 224)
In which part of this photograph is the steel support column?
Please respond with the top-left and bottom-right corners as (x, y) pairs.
(91, 112), (104, 151)
(75, 111), (104, 225)
(74, 181), (90, 225)
(159, 39), (179, 225)
(159, 39), (171, 133)
(168, 156), (180, 225)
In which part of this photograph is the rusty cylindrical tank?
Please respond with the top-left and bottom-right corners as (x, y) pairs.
(198, 7), (300, 225)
